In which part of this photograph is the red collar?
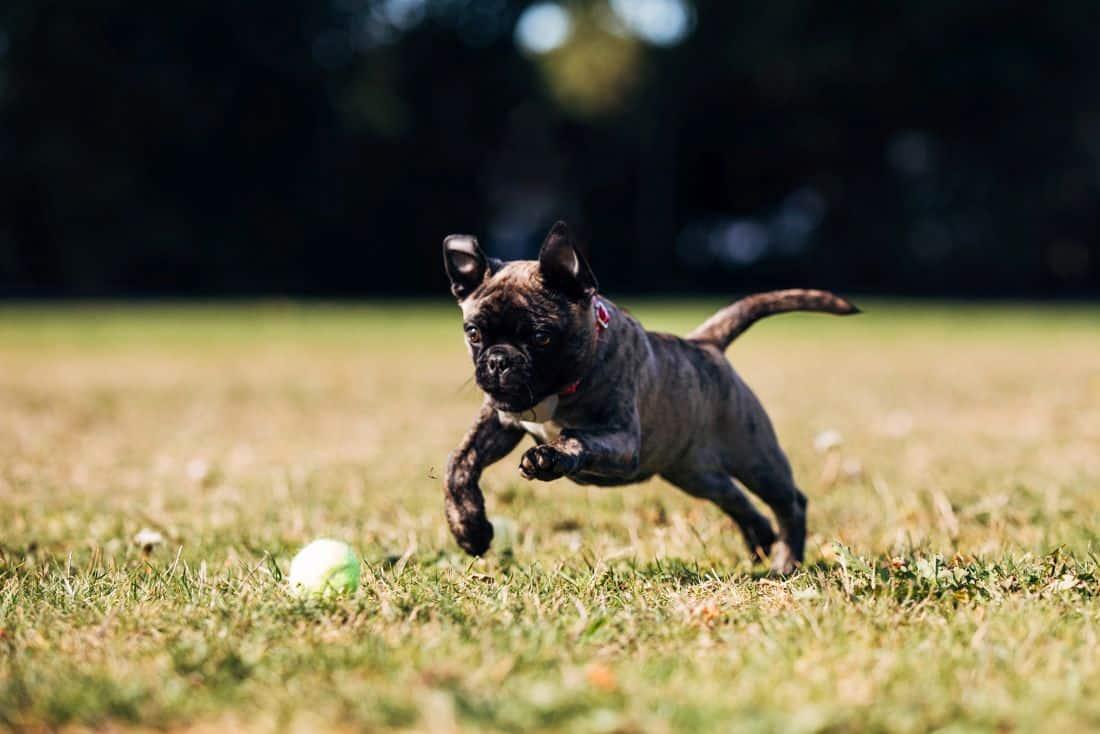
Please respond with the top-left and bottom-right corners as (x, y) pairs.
(559, 295), (611, 397)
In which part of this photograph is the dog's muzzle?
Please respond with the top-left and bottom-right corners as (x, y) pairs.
(476, 346), (536, 409)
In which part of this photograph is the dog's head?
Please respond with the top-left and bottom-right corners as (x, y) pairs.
(443, 221), (600, 413)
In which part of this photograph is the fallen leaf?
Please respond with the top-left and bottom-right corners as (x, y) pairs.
(585, 662), (618, 693)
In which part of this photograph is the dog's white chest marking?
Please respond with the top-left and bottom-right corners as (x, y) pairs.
(498, 395), (562, 442)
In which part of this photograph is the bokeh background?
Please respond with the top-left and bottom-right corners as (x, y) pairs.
(1, 0), (1099, 298)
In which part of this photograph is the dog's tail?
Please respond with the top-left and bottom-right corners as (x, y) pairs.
(687, 289), (860, 350)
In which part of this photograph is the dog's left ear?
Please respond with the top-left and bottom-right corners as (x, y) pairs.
(538, 221), (598, 301)
(443, 234), (491, 300)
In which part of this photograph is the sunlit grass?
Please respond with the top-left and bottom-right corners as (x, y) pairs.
(2, 300), (1099, 732)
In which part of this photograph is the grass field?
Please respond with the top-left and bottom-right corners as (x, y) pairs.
(2, 300), (1099, 733)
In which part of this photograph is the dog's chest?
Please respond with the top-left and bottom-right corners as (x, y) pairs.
(498, 395), (563, 443)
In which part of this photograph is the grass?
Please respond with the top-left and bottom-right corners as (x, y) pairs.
(2, 299), (1099, 733)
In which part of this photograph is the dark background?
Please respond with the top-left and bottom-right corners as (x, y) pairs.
(1, 0), (1098, 298)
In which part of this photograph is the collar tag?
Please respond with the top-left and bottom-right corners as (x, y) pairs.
(594, 296), (611, 333)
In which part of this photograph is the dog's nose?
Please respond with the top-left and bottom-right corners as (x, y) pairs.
(486, 352), (509, 376)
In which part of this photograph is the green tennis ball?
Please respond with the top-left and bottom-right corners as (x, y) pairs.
(288, 539), (360, 596)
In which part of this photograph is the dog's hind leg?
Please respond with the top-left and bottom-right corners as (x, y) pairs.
(663, 470), (777, 564)
(722, 383), (808, 574)
(732, 451), (807, 575)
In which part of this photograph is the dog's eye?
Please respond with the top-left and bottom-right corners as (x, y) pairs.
(532, 330), (552, 347)
(465, 326), (482, 344)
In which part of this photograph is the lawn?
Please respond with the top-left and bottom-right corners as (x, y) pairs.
(2, 300), (1099, 733)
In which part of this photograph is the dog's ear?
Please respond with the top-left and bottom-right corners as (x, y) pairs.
(443, 234), (490, 300)
(538, 221), (598, 301)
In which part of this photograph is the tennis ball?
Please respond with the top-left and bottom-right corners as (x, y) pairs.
(288, 539), (360, 596)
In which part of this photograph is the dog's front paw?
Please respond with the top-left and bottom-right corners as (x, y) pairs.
(451, 514), (494, 556)
(519, 444), (577, 481)
(445, 498), (494, 556)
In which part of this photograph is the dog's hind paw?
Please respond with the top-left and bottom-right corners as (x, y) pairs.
(768, 542), (801, 576)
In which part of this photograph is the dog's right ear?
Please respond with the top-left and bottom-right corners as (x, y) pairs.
(443, 235), (490, 300)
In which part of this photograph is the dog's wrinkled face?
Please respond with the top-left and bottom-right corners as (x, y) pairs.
(443, 222), (600, 413)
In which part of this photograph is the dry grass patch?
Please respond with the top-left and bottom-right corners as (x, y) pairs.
(2, 300), (1099, 733)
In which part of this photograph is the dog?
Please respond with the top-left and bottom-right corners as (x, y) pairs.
(442, 221), (857, 573)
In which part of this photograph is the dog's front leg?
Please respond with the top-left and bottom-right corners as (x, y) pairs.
(445, 403), (525, 556)
(519, 416), (641, 482)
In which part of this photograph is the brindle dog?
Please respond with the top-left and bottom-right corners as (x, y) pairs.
(442, 221), (858, 574)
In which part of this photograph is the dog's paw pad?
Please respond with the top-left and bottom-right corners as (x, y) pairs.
(519, 445), (571, 481)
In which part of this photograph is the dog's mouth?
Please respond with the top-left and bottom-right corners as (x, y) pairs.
(476, 376), (546, 414)
(474, 359), (544, 413)
(483, 387), (542, 414)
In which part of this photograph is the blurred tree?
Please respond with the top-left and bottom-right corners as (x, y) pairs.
(0, 0), (1096, 296)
